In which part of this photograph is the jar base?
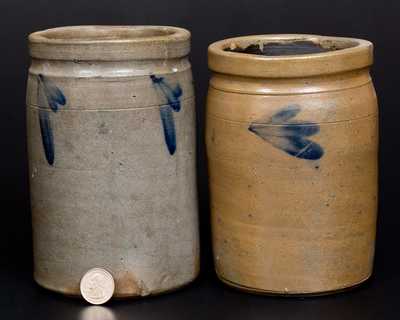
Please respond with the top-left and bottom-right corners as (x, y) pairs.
(34, 270), (199, 299)
(216, 272), (372, 297)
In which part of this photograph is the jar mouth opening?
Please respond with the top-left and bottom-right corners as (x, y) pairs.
(223, 38), (359, 57)
(29, 25), (187, 44)
(29, 25), (191, 61)
(208, 34), (373, 78)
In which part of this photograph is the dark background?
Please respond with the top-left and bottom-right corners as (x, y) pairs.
(1, 0), (397, 318)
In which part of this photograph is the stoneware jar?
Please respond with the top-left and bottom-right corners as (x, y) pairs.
(26, 26), (199, 298)
(206, 34), (378, 295)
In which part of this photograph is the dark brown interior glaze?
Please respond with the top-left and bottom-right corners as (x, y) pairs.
(224, 40), (358, 56)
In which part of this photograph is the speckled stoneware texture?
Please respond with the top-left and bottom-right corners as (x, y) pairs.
(27, 25), (199, 298)
(206, 34), (378, 295)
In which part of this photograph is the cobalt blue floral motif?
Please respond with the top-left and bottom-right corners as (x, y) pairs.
(37, 74), (66, 165)
(150, 75), (182, 155)
(248, 105), (324, 160)
(38, 111), (55, 165)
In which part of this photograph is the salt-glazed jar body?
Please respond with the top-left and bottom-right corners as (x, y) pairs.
(26, 26), (199, 297)
(206, 35), (378, 295)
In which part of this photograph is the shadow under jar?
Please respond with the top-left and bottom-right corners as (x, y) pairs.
(27, 26), (199, 298)
(206, 34), (378, 295)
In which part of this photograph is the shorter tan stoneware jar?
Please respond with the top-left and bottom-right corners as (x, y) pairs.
(206, 34), (378, 295)
(27, 26), (199, 299)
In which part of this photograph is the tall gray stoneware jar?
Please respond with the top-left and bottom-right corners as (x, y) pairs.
(26, 26), (199, 298)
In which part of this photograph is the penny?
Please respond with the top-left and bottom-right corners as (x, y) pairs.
(80, 268), (115, 305)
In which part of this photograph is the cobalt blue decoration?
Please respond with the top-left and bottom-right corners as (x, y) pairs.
(160, 106), (177, 155)
(37, 74), (66, 165)
(38, 74), (66, 112)
(38, 110), (54, 165)
(150, 75), (182, 155)
(249, 105), (324, 160)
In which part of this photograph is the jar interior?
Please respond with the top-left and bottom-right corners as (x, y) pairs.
(37, 26), (176, 42)
(224, 39), (359, 56)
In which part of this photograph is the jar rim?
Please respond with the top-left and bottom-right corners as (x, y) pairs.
(29, 25), (191, 61)
(208, 34), (373, 78)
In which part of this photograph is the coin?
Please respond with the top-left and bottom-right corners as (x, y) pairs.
(80, 268), (115, 305)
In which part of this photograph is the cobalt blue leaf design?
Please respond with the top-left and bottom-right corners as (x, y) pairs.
(160, 106), (176, 155)
(271, 105), (301, 123)
(249, 105), (324, 160)
(38, 74), (66, 112)
(150, 75), (183, 155)
(37, 74), (66, 165)
(38, 110), (54, 165)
